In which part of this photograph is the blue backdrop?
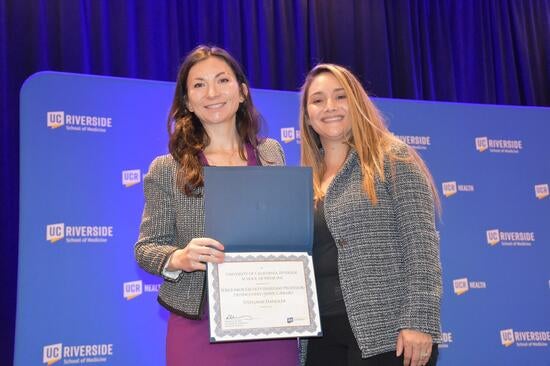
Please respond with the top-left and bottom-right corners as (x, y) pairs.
(3, 3), (550, 363)
(16, 72), (550, 365)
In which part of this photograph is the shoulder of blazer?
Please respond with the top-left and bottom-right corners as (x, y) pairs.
(257, 138), (286, 166)
(147, 154), (178, 180)
(382, 141), (420, 181)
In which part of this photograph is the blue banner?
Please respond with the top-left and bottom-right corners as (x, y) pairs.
(16, 72), (550, 365)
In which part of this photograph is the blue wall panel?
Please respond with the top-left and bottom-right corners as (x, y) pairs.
(16, 72), (550, 366)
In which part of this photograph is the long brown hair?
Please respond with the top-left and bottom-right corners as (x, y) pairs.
(300, 63), (440, 211)
(167, 45), (261, 196)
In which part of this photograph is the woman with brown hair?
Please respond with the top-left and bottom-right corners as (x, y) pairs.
(135, 45), (297, 365)
(299, 64), (442, 366)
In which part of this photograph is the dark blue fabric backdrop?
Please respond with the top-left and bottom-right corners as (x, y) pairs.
(1, 0), (549, 363)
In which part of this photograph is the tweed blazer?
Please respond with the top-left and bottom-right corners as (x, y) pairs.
(313, 144), (442, 359)
(135, 138), (285, 318)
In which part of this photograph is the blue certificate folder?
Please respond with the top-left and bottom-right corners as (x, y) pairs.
(204, 166), (313, 254)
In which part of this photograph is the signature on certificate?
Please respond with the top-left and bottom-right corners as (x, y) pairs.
(225, 314), (254, 321)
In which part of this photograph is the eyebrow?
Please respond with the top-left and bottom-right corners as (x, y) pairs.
(191, 72), (229, 81)
(309, 87), (345, 96)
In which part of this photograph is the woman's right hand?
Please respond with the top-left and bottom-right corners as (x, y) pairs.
(167, 238), (225, 272)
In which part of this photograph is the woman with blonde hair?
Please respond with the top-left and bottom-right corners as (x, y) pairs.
(299, 64), (441, 366)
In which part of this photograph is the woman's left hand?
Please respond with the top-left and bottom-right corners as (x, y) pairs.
(396, 329), (433, 366)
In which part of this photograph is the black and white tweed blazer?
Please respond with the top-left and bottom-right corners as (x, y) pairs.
(134, 138), (285, 318)
(315, 144), (442, 358)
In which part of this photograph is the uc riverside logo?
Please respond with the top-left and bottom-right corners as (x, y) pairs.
(486, 229), (535, 247)
(500, 329), (514, 347)
(438, 332), (453, 349)
(46, 223), (65, 243)
(47, 112), (64, 129)
(453, 278), (486, 295)
(47, 111), (112, 133)
(123, 280), (160, 300)
(43, 343), (114, 364)
(280, 127), (301, 144)
(43, 343), (62, 365)
(475, 136), (522, 154)
(535, 184), (549, 199)
(396, 135), (431, 150)
(442, 181), (474, 197)
(122, 169), (141, 187)
(46, 223), (114, 244)
(500, 329), (550, 347)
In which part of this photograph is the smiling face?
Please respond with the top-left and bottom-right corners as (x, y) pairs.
(306, 72), (351, 145)
(186, 56), (246, 128)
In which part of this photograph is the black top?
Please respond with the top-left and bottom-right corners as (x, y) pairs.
(313, 200), (346, 317)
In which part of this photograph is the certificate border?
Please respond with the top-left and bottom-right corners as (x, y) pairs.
(209, 253), (320, 341)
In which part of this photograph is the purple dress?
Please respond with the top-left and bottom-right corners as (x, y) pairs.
(166, 144), (298, 366)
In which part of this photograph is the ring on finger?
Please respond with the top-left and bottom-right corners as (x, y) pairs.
(198, 254), (204, 262)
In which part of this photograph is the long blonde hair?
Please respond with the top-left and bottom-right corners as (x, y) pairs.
(299, 63), (440, 211)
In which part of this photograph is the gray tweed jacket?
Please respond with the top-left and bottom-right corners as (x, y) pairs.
(134, 138), (285, 318)
(315, 145), (442, 359)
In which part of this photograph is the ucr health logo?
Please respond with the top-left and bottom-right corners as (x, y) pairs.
(280, 127), (301, 144)
(47, 111), (113, 133)
(535, 184), (549, 199)
(500, 329), (550, 348)
(475, 136), (523, 154)
(123, 280), (160, 300)
(486, 229), (535, 247)
(452, 277), (487, 295)
(441, 181), (474, 197)
(46, 223), (114, 244)
(43, 343), (114, 365)
(122, 169), (141, 187)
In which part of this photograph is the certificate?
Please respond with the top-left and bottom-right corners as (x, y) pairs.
(207, 252), (321, 342)
(203, 166), (320, 342)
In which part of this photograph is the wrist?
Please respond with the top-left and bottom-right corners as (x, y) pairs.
(165, 249), (181, 271)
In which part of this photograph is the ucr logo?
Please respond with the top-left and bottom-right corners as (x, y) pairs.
(486, 229), (500, 246)
(535, 184), (549, 199)
(122, 169), (141, 187)
(500, 329), (515, 347)
(46, 223), (65, 243)
(43, 343), (62, 365)
(123, 280), (143, 300)
(453, 278), (469, 295)
(280, 127), (295, 143)
(475, 137), (488, 152)
(442, 181), (457, 197)
(47, 112), (64, 129)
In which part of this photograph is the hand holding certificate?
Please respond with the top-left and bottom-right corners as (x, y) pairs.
(204, 167), (322, 342)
